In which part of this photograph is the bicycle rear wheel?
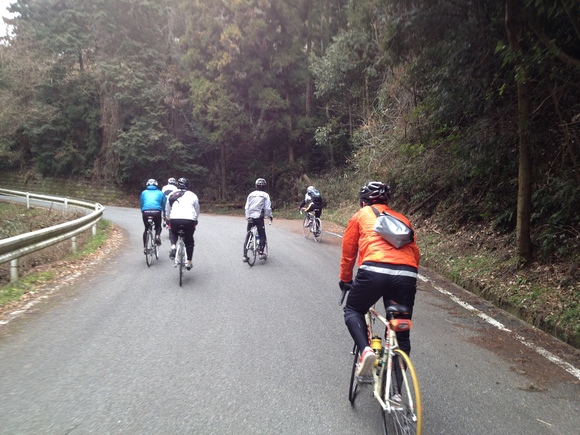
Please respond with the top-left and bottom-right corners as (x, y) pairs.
(178, 241), (185, 286)
(302, 215), (311, 239)
(313, 218), (322, 242)
(246, 232), (257, 266)
(348, 343), (359, 404)
(145, 231), (153, 267)
(381, 349), (422, 435)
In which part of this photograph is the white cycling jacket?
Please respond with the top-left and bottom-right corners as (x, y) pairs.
(245, 190), (272, 220)
(166, 190), (200, 221)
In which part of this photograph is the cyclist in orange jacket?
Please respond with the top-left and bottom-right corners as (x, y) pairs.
(339, 181), (420, 377)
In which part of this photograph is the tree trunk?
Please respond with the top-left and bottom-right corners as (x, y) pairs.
(221, 142), (227, 201)
(94, 92), (121, 183)
(505, 0), (533, 264)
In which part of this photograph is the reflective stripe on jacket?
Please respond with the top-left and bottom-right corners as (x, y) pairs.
(339, 204), (420, 282)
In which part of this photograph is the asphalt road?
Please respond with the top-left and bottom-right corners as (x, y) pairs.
(1, 205), (579, 434)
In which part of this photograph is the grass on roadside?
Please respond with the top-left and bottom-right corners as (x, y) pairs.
(418, 226), (580, 348)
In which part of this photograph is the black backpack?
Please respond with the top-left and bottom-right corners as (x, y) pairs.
(169, 190), (185, 206)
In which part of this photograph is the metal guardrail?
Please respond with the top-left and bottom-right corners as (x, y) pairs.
(0, 188), (104, 283)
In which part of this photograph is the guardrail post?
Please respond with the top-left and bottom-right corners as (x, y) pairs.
(71, 236), (77, 254)
(10, 259), (19, 283)
(26, 192), (30, 209)
(93, 204), (99, 236)
(64, 198), (68, 210)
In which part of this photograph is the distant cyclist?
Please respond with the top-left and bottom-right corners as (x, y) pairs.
(166, 177), (200, 271)
(161, 177), (178, 197)
(339, 181), (420, 377)
(243, 178), (273, 262)
(161, 177), (178, 232)
(140, 179), (166, 252)
(299, 185), (323, 220)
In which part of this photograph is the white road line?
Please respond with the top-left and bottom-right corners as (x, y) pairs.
(418, 274), (580, 381)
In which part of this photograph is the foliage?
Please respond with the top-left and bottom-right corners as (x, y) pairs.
(0, 0), (578, 265)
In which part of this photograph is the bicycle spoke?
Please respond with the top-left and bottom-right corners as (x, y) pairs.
(348, 344), (359, 404)
(145, 231), (153, 267)
(247, 232), (257, 266)
(178, 242), (184, 286)
(302, 215), (310, 238)
(314, 218), (322, 242)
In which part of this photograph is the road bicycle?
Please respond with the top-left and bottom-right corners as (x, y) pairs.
(300, 209), (322, 242)
(340, 288), (423, 435)
(174, 228), (186, 286)
(144, 216), (159, 267)
(243, 219), (268, 267)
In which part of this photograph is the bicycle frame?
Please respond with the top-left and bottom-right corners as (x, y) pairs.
(302, 209), (322, 241)
(145, 216), (158, 266)
(245, 222), (268, 266)
(361, 306), (421, 434)
(175, 229), (186, 285)
(366, 308), (405, 412)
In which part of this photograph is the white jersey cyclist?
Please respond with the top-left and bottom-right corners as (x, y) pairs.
(243, 178), (273, 262)
(161, 177), (179, 197)
(166, 177), (200, 270)
(245, 190), (273, 220)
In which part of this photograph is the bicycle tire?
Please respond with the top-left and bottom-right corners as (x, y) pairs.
(348, 343), (359, 404)
(381, 349), (422, 435)
(313, 218), (322, 242)
(178, 241), (185, 286)
(302, 215), (311, 239)
(247, 231), (257, 266)
(145, 230), (153, 267)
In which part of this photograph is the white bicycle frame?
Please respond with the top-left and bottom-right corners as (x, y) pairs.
(175, 233), (185, 267)
(366, 307), (416, 414)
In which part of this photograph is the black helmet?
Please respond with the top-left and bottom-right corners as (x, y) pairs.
(146, 179), (158, 187)
(255, 178), (267, 188)
(168, 177), (177, 186)
(358, 181), (391, 204)
(177, 177), (189, 189)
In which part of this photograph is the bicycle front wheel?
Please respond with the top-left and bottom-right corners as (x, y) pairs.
(302, 215), (311, 239)
(145, 231), (153, 267)
(246, 232), (257, 266)
(348, 343), (359, 404)
(178, 242), (185, 286)
(313, 218), (322, 242)
(381, 349), (422, 435)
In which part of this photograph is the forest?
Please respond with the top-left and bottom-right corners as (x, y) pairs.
(0, 0), (578, 267)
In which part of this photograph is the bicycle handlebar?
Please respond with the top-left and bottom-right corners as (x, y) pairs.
(339, 282), (352, 305)
(339, 289), (347, 305)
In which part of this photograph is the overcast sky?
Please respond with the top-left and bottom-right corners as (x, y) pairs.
(1, 0), (14, 36)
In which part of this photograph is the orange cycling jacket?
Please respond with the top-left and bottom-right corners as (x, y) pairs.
(339, 204), (420, 282)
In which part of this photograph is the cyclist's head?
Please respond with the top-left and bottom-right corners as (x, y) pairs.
(307, 185), (315, 193)
(177, 177), (189, 190)
(168, 177), (177, 186)
(255, 178), (267, 190)
(146, 179), (158, 187)
(358, 181), (391, 206)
